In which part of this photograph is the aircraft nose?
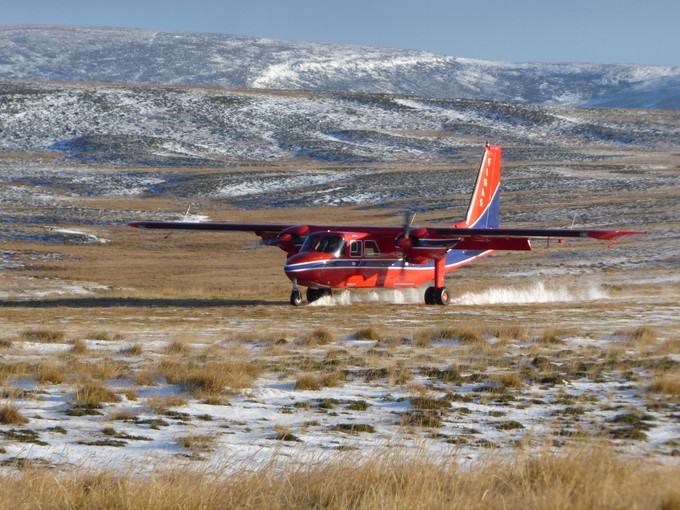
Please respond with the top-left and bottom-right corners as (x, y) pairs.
(284, 252), (333, 273)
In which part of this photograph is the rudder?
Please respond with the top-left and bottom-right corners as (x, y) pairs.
(456, 143), (501, 228)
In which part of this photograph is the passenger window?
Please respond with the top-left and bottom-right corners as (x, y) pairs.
(364, 240), (380, 257)
(350, 240), (362, 257)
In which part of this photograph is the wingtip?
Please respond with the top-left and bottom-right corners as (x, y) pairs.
(587, 230), (647, 241)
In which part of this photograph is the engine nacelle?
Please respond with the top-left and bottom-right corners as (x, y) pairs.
(396, 227), (427, 254)
(277, 225), (309, 254)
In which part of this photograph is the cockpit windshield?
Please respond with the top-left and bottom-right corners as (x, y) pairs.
(300, 234), (347, 257)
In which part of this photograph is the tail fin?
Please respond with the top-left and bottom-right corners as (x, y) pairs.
(456, 143), (501, 228)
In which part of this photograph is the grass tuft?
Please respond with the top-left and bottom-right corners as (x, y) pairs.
(0, 404), (29, 425)
(332, 423), (376, 434)
(300, 328), (334, 346)
(20, 329), (65, 343)
(401, 410), (442, 428)
(648, 373), (680, 396)
(411, 396), (451, 411)
(163, 352), (262, 397)
(70, 339), (89, 354)
(36, 362), (66, 384)
(176, 434), (216, 451)
(294, 371), (344, 390)
(145, 395), (188, 414)
(120, 344), (143, 356)
(73, 382), (121, 409)
(165, 340), (189, 355)
(353, 328), (381, 341)
(628, 326), (657, 345)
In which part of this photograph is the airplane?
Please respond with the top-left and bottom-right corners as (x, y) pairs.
(129, 143), (645, 306)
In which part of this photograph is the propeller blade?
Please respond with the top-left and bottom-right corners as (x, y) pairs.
(403, 211), (415, 238)
(398, 211), (416, 277)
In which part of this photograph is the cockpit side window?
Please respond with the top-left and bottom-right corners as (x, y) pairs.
(301, 234), (346, 257)
(300, 234), (320, 253)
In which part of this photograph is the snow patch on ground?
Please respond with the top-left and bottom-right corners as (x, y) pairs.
(309, 288), (423, 306)
(48, 227), (109, 244)
(451, 281), (609, 305)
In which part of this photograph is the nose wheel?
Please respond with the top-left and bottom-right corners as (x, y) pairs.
(290, 278), (303, 306)
(290, 289), (303, 306)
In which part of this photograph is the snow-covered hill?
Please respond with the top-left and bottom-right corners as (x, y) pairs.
(1, 25), (679, 109)
(2, 81), (679, 167)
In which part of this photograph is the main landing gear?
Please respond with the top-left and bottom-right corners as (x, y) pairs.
(424, 257), (450, 305)
(424, 286), (450, 306)
(306, 287), (331, 303)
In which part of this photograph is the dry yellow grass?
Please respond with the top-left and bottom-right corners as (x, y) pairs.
(19, 329), (66, 343)
(0, 446), (678, 509)
(0, 404), (29, 425)
(175, 433), (216, 451)
(299, 327), (334, 346)
(144, 395), (188, 413)
(35, 361), (66, 384)
(161, 351), (262, 397)
(73, 381), (121, 408)
(649, 373), (680, 396)
(294, 371), (345, 390)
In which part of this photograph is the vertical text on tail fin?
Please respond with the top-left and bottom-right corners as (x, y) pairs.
(458, 143), (502, 228)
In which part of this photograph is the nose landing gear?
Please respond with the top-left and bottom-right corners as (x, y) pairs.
(290, 288), (303, 306)
(290, 278), (303, 306)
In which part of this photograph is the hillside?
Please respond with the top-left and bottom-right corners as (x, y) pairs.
(1, 25), (679, 109)
(2, 81), (679, 171)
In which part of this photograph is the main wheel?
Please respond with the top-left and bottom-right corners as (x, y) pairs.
(435, 287), (450, 306)
(424, 286), (436, 305)
(306, 287), (321, 303)
(290, 289), (303, 306)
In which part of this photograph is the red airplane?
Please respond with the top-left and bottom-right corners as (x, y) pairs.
(129, 144), (645, 306)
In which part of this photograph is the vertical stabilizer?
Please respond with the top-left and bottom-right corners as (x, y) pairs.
(456, 144), (501, 228)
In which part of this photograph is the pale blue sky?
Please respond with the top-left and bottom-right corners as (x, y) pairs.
(2, 0), (678, 66)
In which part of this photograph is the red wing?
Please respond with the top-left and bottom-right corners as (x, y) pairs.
(128, 221), (403, 236)
(431, 227), (646, 250)
(128, 222), (645, 251)
(128, 221), (291, 245)
(128, 221), (291, 233)
(127, 221), (404, 248)
(434, 227), (646, 241)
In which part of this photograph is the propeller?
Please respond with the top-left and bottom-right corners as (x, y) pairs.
(397, 211), (416, 276)
(397, 211), (416, 253)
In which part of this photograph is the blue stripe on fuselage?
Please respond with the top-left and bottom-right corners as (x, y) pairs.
(284, 250), (490, 274)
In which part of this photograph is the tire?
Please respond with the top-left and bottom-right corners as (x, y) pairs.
(306, 287), (321, 303)
(435, 287), (450, 306)
(290, 289), (303, 306)
(424, 286), (436, 305)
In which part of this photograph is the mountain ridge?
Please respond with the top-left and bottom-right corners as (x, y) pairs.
(1, 25), (679, 109)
